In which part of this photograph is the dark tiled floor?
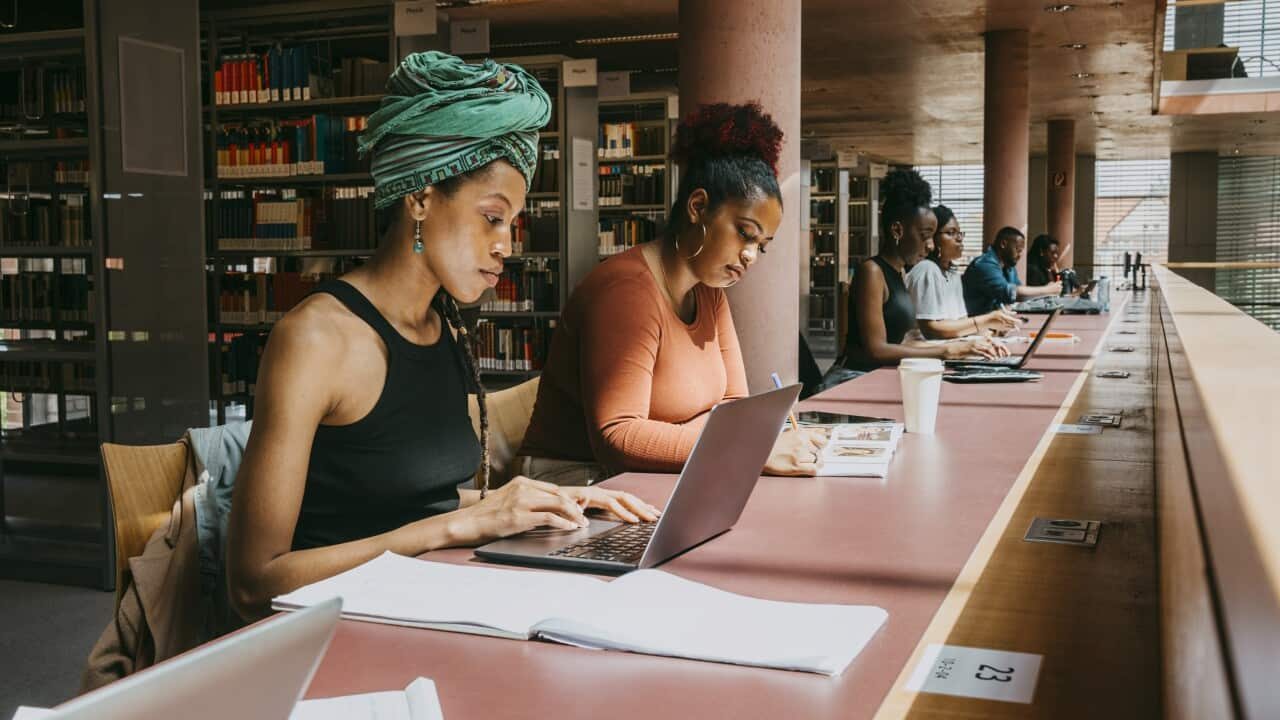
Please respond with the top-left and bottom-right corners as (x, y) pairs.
(0, 580), (114, 717)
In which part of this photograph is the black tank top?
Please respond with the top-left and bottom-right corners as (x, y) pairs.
(291, 280), (481, 550)
(843, 256), (917, 371)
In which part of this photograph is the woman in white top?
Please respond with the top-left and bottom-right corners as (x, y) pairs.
(907, 205), (1017, 339)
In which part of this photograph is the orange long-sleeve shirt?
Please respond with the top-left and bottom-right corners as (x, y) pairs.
(519, 246), (749, 474)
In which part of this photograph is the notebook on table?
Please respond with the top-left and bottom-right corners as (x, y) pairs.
(272, 551), (888, 677)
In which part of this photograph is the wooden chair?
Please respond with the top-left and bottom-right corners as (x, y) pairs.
(468, 376), (540, 487)
(100, 441), (189, 608)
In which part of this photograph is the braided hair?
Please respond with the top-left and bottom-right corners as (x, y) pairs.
(435, 291), (491, 497)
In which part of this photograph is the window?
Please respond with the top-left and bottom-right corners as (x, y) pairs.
(913, 164), (985, 262)
(1217, 155), (1280, 330)
(1094, 159), (1171, 273)
(1165, 0), (1280, 78)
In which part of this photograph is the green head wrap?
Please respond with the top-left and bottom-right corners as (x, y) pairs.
(360, 51), (552, 211)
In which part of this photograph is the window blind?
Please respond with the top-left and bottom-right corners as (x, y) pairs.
(1216, 155), (1280, 330)
(913, 164), (985, 262)
(1094, 159), (1171, 272)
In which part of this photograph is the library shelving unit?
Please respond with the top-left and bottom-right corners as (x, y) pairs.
(202, 3), (391, 422)
(470, 54), (596, 390)
(1, 0), (209, 588)
(595, 93), (675, 262)
(807, 160), (839, 339)
(0, 5), (109, 587)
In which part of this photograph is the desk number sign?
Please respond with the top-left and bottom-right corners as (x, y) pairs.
(906, 644), (1043, 704)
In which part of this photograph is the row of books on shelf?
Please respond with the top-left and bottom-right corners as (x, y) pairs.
(209, 187), (377, 251)
(0, 67), (85, 119)
(49, 68), (86, 115)
(529, 145), (560, 194)
(475, 320), (553, 373)
(0, 196), (89, 247)
(214, 271), (327, 325)
(54, 161), (89, 185)
(597, 123), (665, 159)
(810, 200), (836, 225)
(516, 200), (560, 254)
(6, 160), (90, 187)
(0, 273), (93, 324)
(213, 333), (266, 398)
(598, 164), (665, 207)
(214, 49), (388, 106)
(808, 291), (837, 321)
(598, 216), (659, 257)
(810, 167), (837, 194)
(479, 261), (557, 312)
(214, 116), (369, 178)
(811, 229), (836, 255)
(849, 202), (870, 227)
(0, 361), (95, 394)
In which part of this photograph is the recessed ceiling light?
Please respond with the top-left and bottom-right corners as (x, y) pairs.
(1045, 3), (1075, 12)
(1061, 43), (1087, 50)
(1233, 147), (1241, 155)
(1243, 132), (1256, 137)
(1087, 94), (1101, 99)
(1110, 1), (1124, 7)
(1251, 119), (1266, 124)
(1072, 72), (1093, 79)
(1079, 84), (1099, 89)
(576, 32), (678, 45)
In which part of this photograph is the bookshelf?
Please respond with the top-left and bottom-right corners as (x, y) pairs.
(807, 161), (839, 338)
(1, 0), (209, 588)
(596, 93), (674, 262)
(0, 5), (104, 587)
(202, 3), (395, 422)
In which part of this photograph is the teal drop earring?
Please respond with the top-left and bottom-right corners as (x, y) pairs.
(413, 219), (424, 254)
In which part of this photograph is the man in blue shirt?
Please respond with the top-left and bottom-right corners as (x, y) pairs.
(962, 226), (1063, 315)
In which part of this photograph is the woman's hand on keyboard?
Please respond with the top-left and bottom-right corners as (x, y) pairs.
(559, 486), (661, 524)
(451, 476), (591, 545)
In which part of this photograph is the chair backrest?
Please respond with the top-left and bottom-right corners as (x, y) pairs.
(100, 441), (189, 606)
(468, 376), (540, 487)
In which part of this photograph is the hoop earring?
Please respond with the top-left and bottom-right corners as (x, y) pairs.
(413, 219), (424, 254)
(675, 223), (707, 259)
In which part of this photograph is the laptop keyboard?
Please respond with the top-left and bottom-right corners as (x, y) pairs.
(548, 522), (657, 565)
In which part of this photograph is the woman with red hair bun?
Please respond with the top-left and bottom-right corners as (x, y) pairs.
(518, 102), (828, 484)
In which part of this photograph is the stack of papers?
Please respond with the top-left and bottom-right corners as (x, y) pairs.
(291, 678), (442, 720)
(274, 552), (888, 676)
(818, 421), (906, 478)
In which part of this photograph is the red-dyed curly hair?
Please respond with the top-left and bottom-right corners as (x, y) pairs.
(671, 101), (783, 176)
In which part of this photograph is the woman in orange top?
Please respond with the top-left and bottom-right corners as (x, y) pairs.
(518, 103), (826, 482)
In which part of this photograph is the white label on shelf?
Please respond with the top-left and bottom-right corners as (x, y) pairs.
(905, 644), (1043, 704)
(1055, 423), (1103, 435)
(572, 137), (594, 211)
(598, 71), (630, 98)
(451, 20), (490, 55)
(395, 0), (438, 36)
(666, 95), (679, 119)
(562, 58), (597, 87)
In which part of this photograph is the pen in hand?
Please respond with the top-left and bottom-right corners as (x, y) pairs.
(770, 372), (801, 433)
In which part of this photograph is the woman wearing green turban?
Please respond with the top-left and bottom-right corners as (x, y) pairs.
(227, 51), (656, 619)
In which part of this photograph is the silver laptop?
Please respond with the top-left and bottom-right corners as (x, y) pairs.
(475, 384), (802, 574)
(44, 598), (342, 720)
(945, 306), (1064, 369)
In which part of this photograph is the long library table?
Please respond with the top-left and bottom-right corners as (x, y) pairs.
(304, 298), (1163, 719)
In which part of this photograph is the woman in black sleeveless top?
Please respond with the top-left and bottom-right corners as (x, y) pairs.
(226, 52), (657, 621)
(839, 169), (1002, 373)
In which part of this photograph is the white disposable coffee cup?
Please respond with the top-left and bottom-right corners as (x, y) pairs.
(899, 358), (945, 434)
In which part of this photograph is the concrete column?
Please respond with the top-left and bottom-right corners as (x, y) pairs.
(1074, 155), (1097, 279)
(1168, 151), (1219, 290)
(679, 0), (801, 391)
(1047, 119), (1077, 267)
(983, 30), (1030, 280)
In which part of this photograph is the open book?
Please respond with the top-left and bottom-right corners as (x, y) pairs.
(818, 421), (905, 478)
(274, 552), (888, 676)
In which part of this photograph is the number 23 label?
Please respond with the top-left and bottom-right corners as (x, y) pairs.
(906, 645), (1043, 704)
